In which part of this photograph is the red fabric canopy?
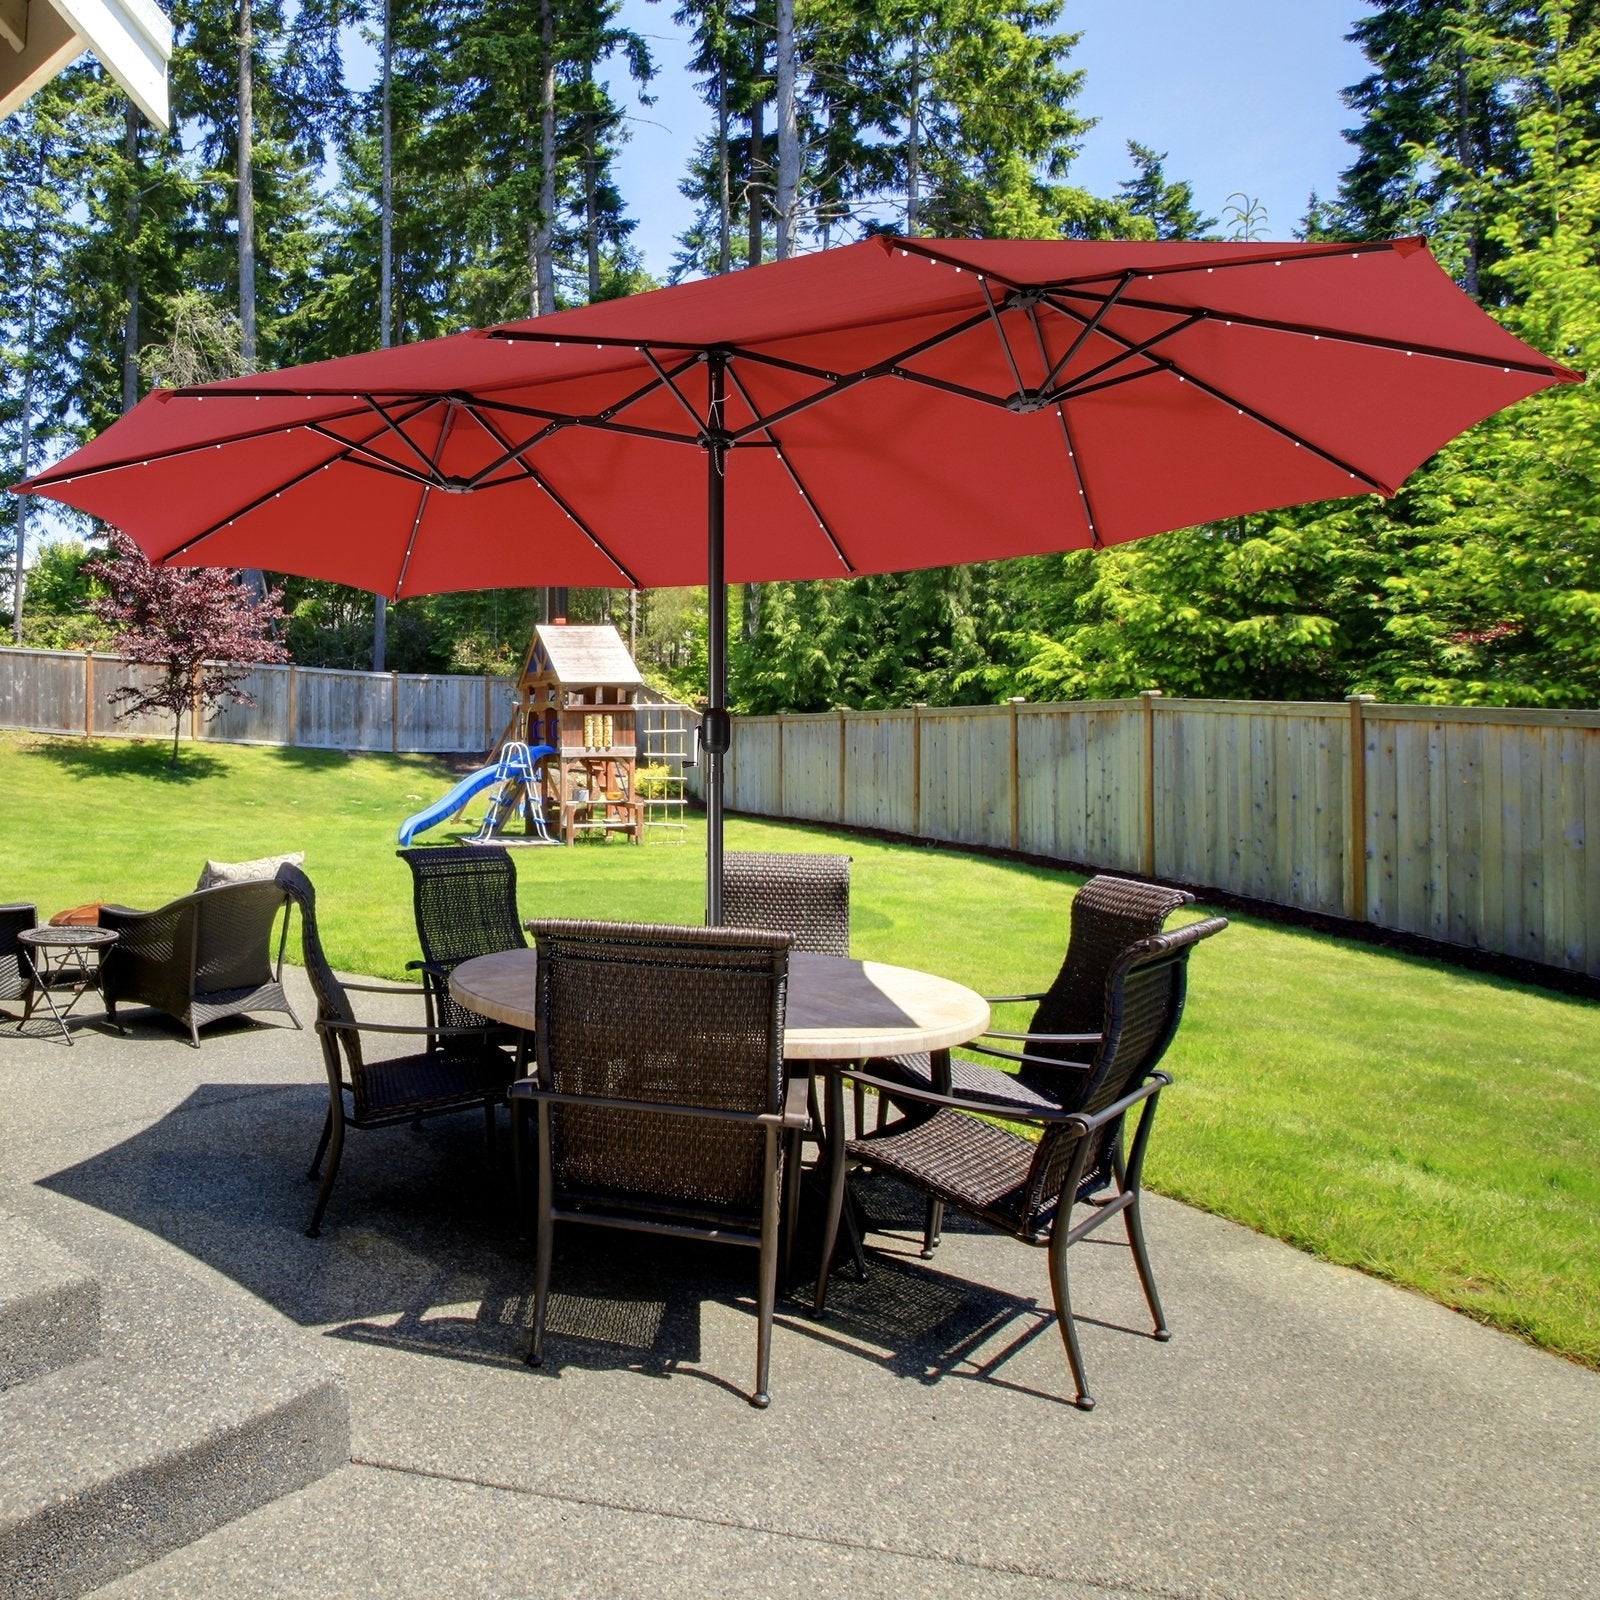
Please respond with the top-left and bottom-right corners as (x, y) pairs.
(20, 235), (1579, 600)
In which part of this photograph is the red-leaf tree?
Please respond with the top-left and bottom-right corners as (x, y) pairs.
(86, 531), (290, 767)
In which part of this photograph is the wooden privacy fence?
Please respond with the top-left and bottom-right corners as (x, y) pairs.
(723, 694), (1600, 979)
(0, 647), (521, 754)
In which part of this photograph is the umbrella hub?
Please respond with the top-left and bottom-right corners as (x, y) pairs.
(1005, 390), (1049, 414)
(1004, 287), (1047, 311)
(439, 476), (473, 495)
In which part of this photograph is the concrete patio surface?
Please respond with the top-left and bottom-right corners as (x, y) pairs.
(1, 967), (1596, 1599)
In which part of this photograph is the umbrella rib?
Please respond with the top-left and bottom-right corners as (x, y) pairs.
(1040, 274), (1134, 393)
(156, 400), (447, 561)
(393, 401), (462, 599)
(18, 399), (378, 490)
(977, 277), (1029, 402)
(1046, 287), (1571, 380)
(640, 349), (713, 436)
(465, 407), (641, 588)
(723, 362), (855, 575)
(1054, 402), (1101, 549)
(304, 425), (445, 488)
(362, 395), (452, 478)
(1045, 311), (1206, 397)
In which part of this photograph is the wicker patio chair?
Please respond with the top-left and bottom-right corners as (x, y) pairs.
(723, 852), (851, 956)
(396, 845), (526, 1040)
(0, 903), (37, 1017)
(277, 864), (517, 1238)
(817, 914), (1227, 1410)
(511, 919), (806, 1409)
(871, 874), (1195, 1118)
(98, 880), (299, 1048)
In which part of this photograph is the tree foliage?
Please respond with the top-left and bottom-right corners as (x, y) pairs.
(86, 532), (290, 765)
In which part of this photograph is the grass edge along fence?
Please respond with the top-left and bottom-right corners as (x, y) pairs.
(721, 693), (1600, 982)
(5, 645), (1598, 980)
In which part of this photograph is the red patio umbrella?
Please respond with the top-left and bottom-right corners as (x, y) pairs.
(16, 235), (1580, 916)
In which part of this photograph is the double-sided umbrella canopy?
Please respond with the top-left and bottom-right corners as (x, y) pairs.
(18, 235), (1580, 917)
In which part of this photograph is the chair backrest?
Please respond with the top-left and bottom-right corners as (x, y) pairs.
(528, 919), (791, 1216)
(276, 864), (360, 1070)
(398, 845), (526, 1030)
(0, 903), (37, 1003)
(1025, 914), (1228, 1227)
(398, 845), (526, 967)
(192, 880), (291, 992)
(722, 852), (850, 957)
(1020, 875), (1194, 1088)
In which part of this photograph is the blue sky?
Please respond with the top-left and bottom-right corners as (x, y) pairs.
(602, 0), (1371, 274)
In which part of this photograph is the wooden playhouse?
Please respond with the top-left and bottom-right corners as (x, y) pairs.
(508, 624), (644, 845)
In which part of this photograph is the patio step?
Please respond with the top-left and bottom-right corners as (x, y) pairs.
(0, 1210), (349, 1600)
(0, 1212), (101, 1391)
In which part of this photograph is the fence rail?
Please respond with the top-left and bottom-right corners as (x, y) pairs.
(6, 647), (1597, 977)
(723, 694), (1600, 979)
(0, 647), (520, 754)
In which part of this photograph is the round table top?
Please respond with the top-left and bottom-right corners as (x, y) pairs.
(449, 947), (989, 1062)
(18, 925), (118, 949)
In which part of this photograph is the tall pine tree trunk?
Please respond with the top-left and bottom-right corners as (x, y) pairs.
(238, 0), (256, 363)
(748, 19), (765, 269)
(717, 60), (731, 272)
(583, 94), (601, 301)
(534, 0), (558, 315)
(774, 0), (797, 259)
(1454, 48), (1480, 301)
(122, 104), (140, 414)
(906, 22), (922, 235)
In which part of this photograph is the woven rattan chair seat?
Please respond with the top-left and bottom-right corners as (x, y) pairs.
(355, 1048), (515, 1122)
(846, 1109), (1046, 1236)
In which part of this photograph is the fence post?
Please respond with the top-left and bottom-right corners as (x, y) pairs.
(837, 708), (848, 824)
(391, 671), (400, 754)
(483, 674), (493, 755)
(287, 663), (298, 747)
(83, 651), (93, 738)
(776, 711), (785, 819)
(1140, 690), (1162, 877)
(911, 705), (924, 840)
(1008, 697), (1024, 851)
(1345, 694), (1375, 923)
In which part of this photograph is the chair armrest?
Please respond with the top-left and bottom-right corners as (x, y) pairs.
(1064, 1071), (1172, 1136)
(979, 1028), (1100, 1046)
(340, 979), (429, 996)
(315, 1017), (501, 1040)
(838, 1066), (1085, 1127)
(780, 1073), (812, 1131)
(983, 991), (1047, 1005)
(507, 1081), (795, 1129)
(961, 1040), (1094, 1075)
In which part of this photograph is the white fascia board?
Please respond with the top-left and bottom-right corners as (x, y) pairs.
(0, 0), (172, 128)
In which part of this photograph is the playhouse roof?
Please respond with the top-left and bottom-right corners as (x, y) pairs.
(530, 624), (643, 687)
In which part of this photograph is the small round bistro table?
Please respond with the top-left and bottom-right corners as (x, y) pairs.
(16, 925), (119, 1045)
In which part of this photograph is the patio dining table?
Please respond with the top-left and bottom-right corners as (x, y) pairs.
(447, 947), (991, 1067)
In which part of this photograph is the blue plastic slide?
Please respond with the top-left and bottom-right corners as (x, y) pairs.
(398, 766), (504, 847)
(397, 743), (556, 847)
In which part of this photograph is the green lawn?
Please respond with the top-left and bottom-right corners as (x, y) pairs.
(3, 731), (1597, 1368)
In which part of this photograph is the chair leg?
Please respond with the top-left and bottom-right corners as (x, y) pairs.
(922, 1198), (944, 1258)
(1046, 1222), (1095, 1411)
(812, 1072), (851, 1317)
(753, 1131), (779, 1408)
(527, 1108), (554, 1367)
(307, 1107), (333, 1180)
(483, 1098), (498, 1164)
(306, 1113), (345, 1239)
(1124, 1193), (1169, 1341)
(780, 1129), (802, 1292)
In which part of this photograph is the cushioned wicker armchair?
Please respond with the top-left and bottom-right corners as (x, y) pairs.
(511, 920), (806, 1409)
(818, 914), (1228, 1410)
(277, 865), (517, 1238)
(0, 903), (37, 1017)
(99, 880), (298, 1048)
(396, 845), (526, 1041)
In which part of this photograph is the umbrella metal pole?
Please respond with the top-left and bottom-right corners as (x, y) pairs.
(704, 351), (729, 926)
